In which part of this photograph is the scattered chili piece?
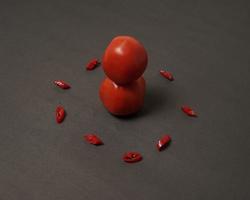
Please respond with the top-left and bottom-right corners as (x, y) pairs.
(86, 58), (100, 70)
(157, 135), (171, 151)
(123, 152), (142, 163)
(56, 106), (66, 123)
(181, 106), (197, 117)
(54, 80), (71, 89)
(84, 134), (103, 145)
(160, 69), (174, 81)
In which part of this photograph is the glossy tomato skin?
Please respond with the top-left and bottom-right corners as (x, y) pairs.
(99, 77), (145, 116)
(102, 36), (148, 85)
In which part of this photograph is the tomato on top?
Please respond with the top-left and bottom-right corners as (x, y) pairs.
(102, 36), (148, 85)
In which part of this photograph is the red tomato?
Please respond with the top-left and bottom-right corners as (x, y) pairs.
(99, 77), (145, 116)
(102, 36), (148, 85)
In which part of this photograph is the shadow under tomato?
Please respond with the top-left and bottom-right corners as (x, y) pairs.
(114, 85), (174, 120)
(111, 109), (147, 120)
(143, 86), (170, 115)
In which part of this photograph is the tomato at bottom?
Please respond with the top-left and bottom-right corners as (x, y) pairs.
(99, 77), (145, 116)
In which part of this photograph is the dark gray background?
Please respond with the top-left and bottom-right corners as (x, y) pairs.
(0, 0), (250, 199)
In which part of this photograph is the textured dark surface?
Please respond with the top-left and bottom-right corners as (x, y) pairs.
(0, 1), (250, 199)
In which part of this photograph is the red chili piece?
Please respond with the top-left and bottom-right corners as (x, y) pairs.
(86, 58), (100, 70)
(84, 134), (103, 145)
(123, 152), (142, 163)
(54, 80), (71, 89)
(160, 69), (174, 81)
(181, 106), (197, 117)
(56, 106), (65, 123)
(157, 135), (171, 151)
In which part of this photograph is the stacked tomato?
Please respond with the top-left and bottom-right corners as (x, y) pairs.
(99, 36), (148, 116)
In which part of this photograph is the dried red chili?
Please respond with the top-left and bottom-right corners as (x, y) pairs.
(160, 69), (174, 81)
(123, 152), (142, 163)
(86, 58), (100, 70)
(56, 106), (65, 123)
(84, 134), (103, 145)
(157, 135), (171, 151)
(54, 80), (71, 89)
(181, 106), (197, 117)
